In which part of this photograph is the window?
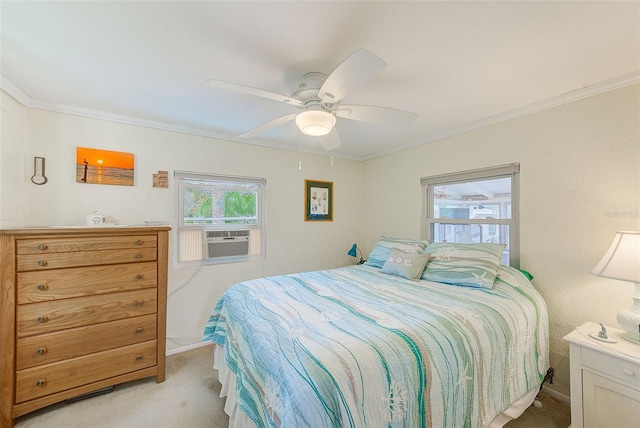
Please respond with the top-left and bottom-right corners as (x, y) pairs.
(175, 171), (266, 265)
(421, 163), (519, 267)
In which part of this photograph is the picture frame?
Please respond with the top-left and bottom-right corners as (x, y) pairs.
(76, 147), (135, 186)
(304, 179), (333, 222)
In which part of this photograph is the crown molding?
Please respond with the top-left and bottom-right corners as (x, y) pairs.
(0, 76), (33, 106)
(2, 71), (637, 163)
(362, 70), (640, 161)
(0, 74), (360, 161)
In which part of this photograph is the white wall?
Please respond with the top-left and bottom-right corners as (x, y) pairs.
(0, 92), (26, 227)
(361, 84), (640, 397)
(11, 104), (363, 352)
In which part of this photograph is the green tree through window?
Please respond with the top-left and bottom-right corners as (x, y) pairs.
(224, 191), (256, 223)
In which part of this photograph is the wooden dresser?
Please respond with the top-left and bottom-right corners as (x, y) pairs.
(0, 226), (170, 428)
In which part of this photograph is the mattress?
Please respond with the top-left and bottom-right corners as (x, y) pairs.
(203, 264), (549, 427)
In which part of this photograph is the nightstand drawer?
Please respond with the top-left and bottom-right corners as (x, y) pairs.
(582, 346), (640, 387)
(16, 314), (157, 369)
(17, 288), (157, 337)
(17, 262), (157, 303)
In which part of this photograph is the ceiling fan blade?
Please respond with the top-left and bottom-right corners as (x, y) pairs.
(335, 104), (417, 126)
(318, 49), (387, 104)
(239, 113), (297, 138)
(205, 79), (304, 107)
(317, 128), (342, 151)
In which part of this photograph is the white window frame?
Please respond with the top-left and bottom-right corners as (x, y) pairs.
(421, 163), (520, 267)
(174, 170), (266, 266)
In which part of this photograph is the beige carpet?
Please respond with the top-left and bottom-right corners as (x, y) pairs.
(16, 344), (570, 427)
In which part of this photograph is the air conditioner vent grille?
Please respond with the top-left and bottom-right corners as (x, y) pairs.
(204, 229), (250, 259)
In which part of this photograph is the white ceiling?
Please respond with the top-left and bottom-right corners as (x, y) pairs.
(2, 1), (639, 160)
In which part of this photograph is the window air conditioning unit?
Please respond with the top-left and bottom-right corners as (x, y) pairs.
(204, 229), (250, 259)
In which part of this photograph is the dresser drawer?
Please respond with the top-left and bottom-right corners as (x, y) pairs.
(17, 235), (157, 254)
(17, 288), (157, 337)
(17, 262), (157, 303)
(17, 247), (157, 271)
(15, 340), (157, 403)
(17, 314), (157, 369)
(582, 346), (640, 387)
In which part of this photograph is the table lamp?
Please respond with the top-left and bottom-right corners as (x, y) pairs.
(590, 231), (640, 343)
(348, 243), (365, 265)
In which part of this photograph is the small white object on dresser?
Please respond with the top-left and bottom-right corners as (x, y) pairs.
(563, 321), (640, 428)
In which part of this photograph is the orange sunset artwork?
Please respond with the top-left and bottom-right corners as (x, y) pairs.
(76, 147), (135, 186)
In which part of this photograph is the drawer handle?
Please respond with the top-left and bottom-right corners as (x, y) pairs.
(37, 284), (48, 291)
(135, 300), (143, 307)
(135, 240), (143, 245)
(37, 244), (48, 251)
(36, 347), (47, 355)
(136, 274), (143, 280)
(135, 354), (143, 361)
(135, 328), (143, 334)
(622, 368), (635, 377)
(135, 253), (143, 259)
(36, 379), (46, 387)
(37, 260), (48, 267)
(37, 316), (48, 323)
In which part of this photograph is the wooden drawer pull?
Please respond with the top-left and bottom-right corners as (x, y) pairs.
(37, 347), (47, 355)
(37, 260), (48, 267)
(36, 379), (46, 387)
(37, 284), (48, 291)
(135, 240), (143, 245)
(135, 300), (143, 307)
(135, 328), (143, 334)
(37, 316), (48, 323)
(135, 355), (143, 361)
(136, 274), (143, 280)
(37, 244), (48, 251)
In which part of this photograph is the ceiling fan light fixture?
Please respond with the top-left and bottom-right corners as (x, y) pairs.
(295, 110), (336, 136)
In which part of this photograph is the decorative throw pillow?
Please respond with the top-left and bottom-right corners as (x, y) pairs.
(382, 248), (431, 281)
(365, 236), (430, 268)
(420, 242), (506, 289)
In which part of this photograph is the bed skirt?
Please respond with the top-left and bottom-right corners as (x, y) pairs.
(213, 345), (539, 428)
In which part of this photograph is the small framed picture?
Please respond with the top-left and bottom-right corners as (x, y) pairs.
(305, 180), (333, 222)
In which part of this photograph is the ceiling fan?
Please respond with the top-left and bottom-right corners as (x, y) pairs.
(205, 49), (418, 151)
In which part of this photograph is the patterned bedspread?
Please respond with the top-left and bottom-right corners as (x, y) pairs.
(203, 264), (549, 427)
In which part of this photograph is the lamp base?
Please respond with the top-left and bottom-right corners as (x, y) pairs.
(620, 331), (640, 344)
(617, 302), (640, 344)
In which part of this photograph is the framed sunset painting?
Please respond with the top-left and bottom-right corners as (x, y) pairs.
(76, 147), (134, 186)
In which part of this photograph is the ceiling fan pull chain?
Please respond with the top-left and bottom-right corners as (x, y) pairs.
(298, 132), (303, 171)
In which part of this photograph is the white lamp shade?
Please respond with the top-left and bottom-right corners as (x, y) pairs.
(590, 231), (640, 282)
(295, 110), (336, 136)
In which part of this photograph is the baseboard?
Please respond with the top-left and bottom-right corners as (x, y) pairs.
(166, 341), (212, 356)
(541, 385), (571, 406)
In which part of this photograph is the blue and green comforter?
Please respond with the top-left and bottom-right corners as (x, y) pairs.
(203, 264), (548, 427)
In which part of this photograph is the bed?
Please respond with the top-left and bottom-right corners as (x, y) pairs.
(203, 240), (549, 427)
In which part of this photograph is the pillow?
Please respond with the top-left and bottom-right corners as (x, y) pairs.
(365, 236), (430, 268)
(420, 242), (506, 289)
(518, 269), (534, 281)
(382, 248), (431, 281)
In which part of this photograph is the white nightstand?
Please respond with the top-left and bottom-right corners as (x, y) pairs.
(563, 322), (640, 428)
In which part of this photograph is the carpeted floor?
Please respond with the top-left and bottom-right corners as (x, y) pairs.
(16, 344), (570, 427)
